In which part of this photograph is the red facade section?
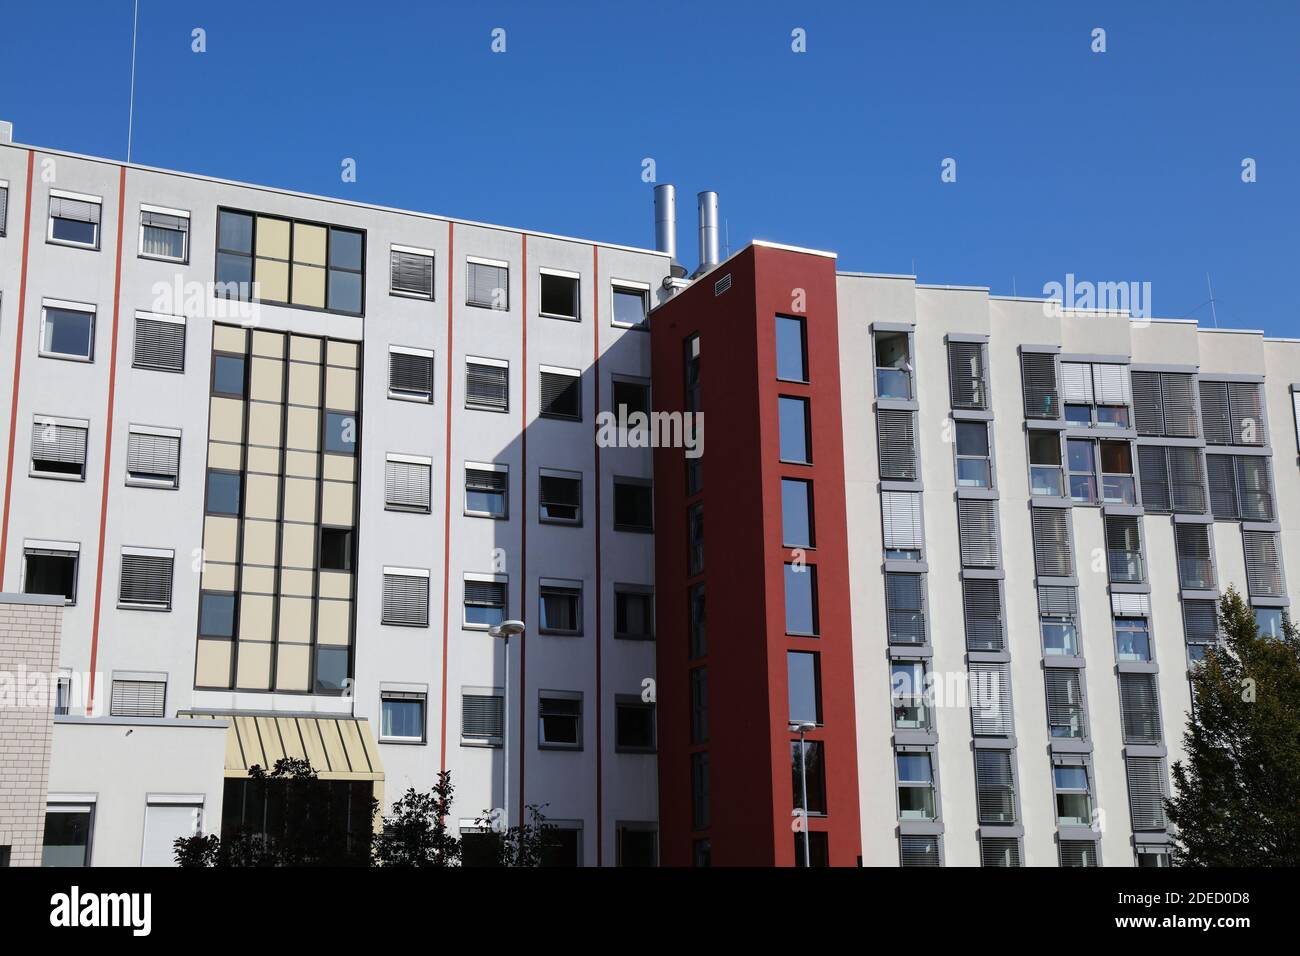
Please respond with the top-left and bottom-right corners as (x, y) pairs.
(650, 245), (861, 866)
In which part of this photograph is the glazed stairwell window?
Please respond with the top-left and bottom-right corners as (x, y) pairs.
(47, 189), (101, 249)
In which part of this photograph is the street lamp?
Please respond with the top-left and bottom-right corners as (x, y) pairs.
(789, 720), (817, 867)
(488, 620), (526, 833)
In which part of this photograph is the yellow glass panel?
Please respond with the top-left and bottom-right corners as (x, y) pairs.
(207, 441), (242, 471)
(251, 329), (285, 358)
(195, 639), (233, 688)
(240, 565), (276, 594)
(280, 570), (314, 598)
(250, 357), (284, 402)
(275, 645), (311, 692)
(317, 599), (352, 645)
(243, 473), (280, 521)
(256, 217), (290, 259)
(292, 263), (326, 308)
(293, 222), (327, 266)
(255, 258), (289, 302)
(245, 445), (281, 476)
(281, 524), (315, 569)
(235, 641), (272, 690)
(286, 407), (319, 452)
(213, 324), (248, 353)
(290, 335), (322, 363)
(283, 478), (318, 522)
(202, 562), (237, 592)
(288, 362), (321, 406)
(242, 519), (277, 564)
(285, 450), (318, 478)
(321, 481), (355, 525)
(322, 454), (355, 483)
(277, 596), (313, 639)
(203, 516), (239, 564)
(247, 402), (282, 447)
(208, 398), (244, 444)
(325, 367), (358, 411)
(238, 595), (274, 642)
(318, 571), (352, 600)
(327, 340), (359, 368)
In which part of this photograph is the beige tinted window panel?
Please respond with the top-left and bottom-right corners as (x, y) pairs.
(294, 222), (327, 266)
(213, 325), (247, 353)
(325, 367), (358, 411)
(195, 640), (232, 687)
(280, 569), (314, 598)
(203, 516), (239, 563)
(244, 473), (281, 520)
(317, 600), (352, 645)
(250, 357), (284, 402)
(321, 481), (355, 525)
(290, 335), (322, 363)
(327, 340), (359, 368)
(322, 454), (356, 483)
(277, 596), (313, 640)
(257, 217), (290, 258)
(235, 640), (272, 689)
(247, 402), (282, 447)
(239, 594), (275, 641)
(245, 445), (281, 476)
(286, 407), (319, 451)
(282, 478), (318, 522)
(201, 562), (237, 592)
(251, 329), (285, 359)
(285, 450), (318, 478)
(241, 519), (278, 564)
(288, 362), (321, 406)
(240, 565), (276, 595)
(318, 570), (352, 600)
(207, 441), (242, 471)
(275, 645), (311, 692)
(256, 258), (290, 302)
(281, 524), (315, 568)
(292, 264), (326, 308)
(208, 398), (245, 443)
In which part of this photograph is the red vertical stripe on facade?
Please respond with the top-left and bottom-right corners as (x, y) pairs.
(438, 222), (456, 771)
(592, 244), (604, 865)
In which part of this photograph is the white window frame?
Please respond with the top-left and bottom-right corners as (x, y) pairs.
(39, 298), (96, 362)
(137, 203), (191, 264)
(0, 178), (10, 237)
(464, 460), (508, 519)
(390, 243), (436, 300)
(378, 682), (428, 744)
(30, 414), (90, 481)
(46, 188), (102, 250)
(22, 538), (81, 605)
(387, 345), (435, 403)
(538, 267), (581, 321)
(538, 577), (583, 636)
(384, 452), (433, 513)
(538, 689), (584, 750)
(117, 546), (175, 611)
(125, 423), (181, 489)
(610, 278), (651, 329)
(463, 571), (508, 631)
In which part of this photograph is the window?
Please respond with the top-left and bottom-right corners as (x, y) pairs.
(539, 693), (582, 749)
(897, 834), (938, 867)
(198, 592), (236, 638)
(688, 584), (707, 659)
(47, 190), (101, 248)
(612, 378), (650, 418)
(962, 578), (1004, 651)
(876, 409), (917, 479)
(1105, 515), (1144, 584)
(783, 564), (818, 635)
(539, 367), (581, 420)
(788, 651), (822, 725)
(776, 315), (808, 382)
(1099, 440), (1136, 504)
(790, 740), (826, 814)
(466, 358), (509, 411)
(691, 752), (710, 829)
(39, 301), (95, 360)
(947, 340), (987, 409)
(1136, 846), (1171, 868)
(1200, 380), (1265, 446)
(465, 463), (508, 518)
(212, 353), (246, 397)
(1174, 523), (1214, 590)
(0, 180), (7, 236)
(383, 568), (431, 627)
(385, 455), (432, 513)
(1053, 764), (1093, 826)
(138, 205), (190, 262)
(1243, 530), (1285, 598)
(538, 469), (581, 524)
(778, 396), (811, 464)
(1031, 508), (1073, 577)
(874, 330), (912, 399)
(215, 209), (365, 315)
(1060, 361), (1131, 427)
(205, 470), (241, 515)
(1131, 371), (1198, 437)
(1138, 445), (1207, 514)
(125, 426), (180, 488)
(110, 677), (166, 717)
(1066, 439), (1095, 502)
(388, 347), (434, 402)
(954, 421), (992, 488)
(1059, 840), (1099, 867)
(956, 498), (1000, 569)
(1207, 454), (1274, 521)
(781, 478), (814, 548)
(881, 490), (923, 560)
(466, 257), (509, 310)
(390, 246), (434, 299)
(463, 576), (506, 629)
(1182, 599), (1219, 661)
(324, 411), (357, 455)
(380, 691), (426, 742)
(24, 546), (78, 603)
(981, 837), (1021, 867)
(1114, 616), (1152, 663)
(615, 698), (655, 752)
(539, 580), (582, 635)
(975, 750), (1016, 825)
(461, 690), (504, 745)
(614, 586), (654, 641)
(683, 333), (701, 413)
(1256, 607), (1285, 640)
(1039, 586), (1080, 656)
(1126, 756), (1168, 831)
(540, 270), (579, 319)
(132, 312), (186, 372)
(118, 549), (174, 610)
(687, 502), (704, 575)
(1119, 673), (1162, 745)
(30, 418), (88, 480)
(319, 528), (354, 572)
(140, 801), (202, 866)
(616, 824), (657, 866)
(969, 662), (1012, 737)
(890, 660), (929, 730)
(1020, 351), (1059, 419)
(612, 282), (649, 328)
(689, 668), (708, 743)
(1028, 431), (1064, 497)
(896, 752), (936, 820)
(794, 831), (831, 867)
(613, 478), (653, 532)
(885, 572), (925, 645)
(1045, 668), (1086, 739)
(42, 806), (94, 867)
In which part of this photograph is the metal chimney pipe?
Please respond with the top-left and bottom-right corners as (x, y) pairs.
(697, 190), (720, 272)
(653, 184), (677, 260)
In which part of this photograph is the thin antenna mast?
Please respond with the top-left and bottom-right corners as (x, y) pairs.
(1206, 272), (1218, 328)
(127, 0), (139, 162)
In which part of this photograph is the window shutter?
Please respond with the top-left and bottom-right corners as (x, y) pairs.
(980, 837), (1020, 867)
(1182, 599), (1218, 646)
(1206, 454), (1238, 518)
(1119, 673), (1162, 745)
(389, 351), (434, 400)
(969, 663), (1012, 736)
(1037, 585), (1078, 619)
(899, 835), (940, 867)
(1174, 523), (1214, 590)
(885, 572), (925, 645)
(1125, 756), (1168, 831)
(110, 679), (166, 718)
(1235, 456), (1274, 521)
(876, 409), (918, 480)
(962, 578), (1004, 651)
(385, 459), (432, 512)
(957, 499), (1000, 568)
(974, 749), (1016, 824)
(467, 261), (508, 309)
(1060, 362), (1094, 403)
(1159, 374), (1198, 437)
(1167, 446), (1206, 514)
(1021, 352), (1058, 418)
(1131, 372), (1164, 435)
(390, 250), (434, 298)
(539, 370), (581, 419)
(1137, 445), (1170, 512)
(383, 572), (430, 626)
(1059, 840), (1098, 867)
(1228, 383), (1264, 445)
(1199, 381), (1232, 444)
(118, 553), (174, 608)
(1045, 668), (1086, 739)
(50, 195), (101, 224)
(1243, 531), (1284, 598)
(1092, 364), (1131, 406)
(462, 693), (504, 739)
(1031, 508), (1072, 577)
(132, 316), (186, 371)
(126, 431), (180, 482)
(947, 341), (985, 409)
(881, 491), (923, 550)
(31, 420), (88, 467)
(465, 580), (507, 612)
(466, 362), (508, 410)
(466, 468), (507, 494)
(1111, 592), (1151, 616)
(0, 185), (7, 235)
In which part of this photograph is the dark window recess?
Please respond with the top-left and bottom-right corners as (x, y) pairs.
(24, 550), (77, 602)
(796, 832), (831, 867)
(539, 371), (581, 420)
(776, 315), (808, 382)
(540, 272), (579, 318)
(614, 589), (653, 640)
(539, 472), (581, 523)
(199, 592), (236, 638)
(688, 584), (707, 659)
(689, 667), (709, 743)
(612, 380), (650, 417)
(613, 480), (653, 532)
(388, 351), (434, 401)
(206, 470), (242, 515)
(615, 700), (655, 751)
(319, 529), (354, 572)
(213, 353), (246, 396)
(791, 740), (827, 814)
(617, 826), (657, 867)
(539, 696), (581, 748)
(687, 502), (704, 576)
(220, 777), (373, 866)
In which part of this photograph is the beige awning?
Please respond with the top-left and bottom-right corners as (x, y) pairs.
(181, 713), (384, 783)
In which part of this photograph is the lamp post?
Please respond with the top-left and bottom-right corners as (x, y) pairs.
(488, 620), (526, 836)
(789, 720), (817, 867)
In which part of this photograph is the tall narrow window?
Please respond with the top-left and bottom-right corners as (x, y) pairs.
(1118, 673), (1162, 745)
(1028, 431), (1064, 497)
(1038, 586), (1080, 656)
(784, 564), (818, 635)
(776, 315), (807, 382)
(876, 409), (918, 480)
(1020, 351), (1059, 419)
(954, 421), (992, 488)
(781, 478), (814, 548)
(974, 750), (1016, 825)
(874, 330), (912, 400)
(687, 502), (704, 575)
(886, 572), (926, 645)
(896, 752), (936, 820)
(779, 396), (811, 464)
(1174, 523), (1214, 590)
(1105, 515), (1144, 584)
(787, 651), (822, 725)
(890, 660), (929, 730)
(947, 340), (986, 409)
(689, 667), (709, 743)
(1053, 764), (1093, 826)
(688, 584), (707, 659)
(790, 741), (826, 814)
(1045, 668), (1086, 739)
(962, 578), (1004, 651)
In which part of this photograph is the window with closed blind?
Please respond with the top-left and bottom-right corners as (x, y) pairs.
(876, 409), (918, 479)
(465, 463), (508, 518)
(1207, 454), (1274, 521)
(1130, 371), (1198, 437)
(466, 358), (508, 411)
(1126, 756), (1168, 831)
(388, 347), (434, 402)
(539, 367), (581, 420)
(30, 416), (89, 480)
(885, 572), (926, 645)
(1105, 514), (1144, 584)
(47, 190), (102, 249)
(974, 750), (1016, 825)
(1045, 668), (1086, 739)
(1200, 380), (1265, 446)
(461, 689), (504, 745)
(463, 576), (506, 629)
(110, 678), (166, 718)
(962, 578), (1004, 651)
(1243, 530), (1285, 598)
(946, 340), (987, 409)
(1031, 508), (1073, 578)
(1137, 444), (1206, 513)
(957, 499), (1000, 568)
(969, 663), (1013, 736)
(117, 548), (174, 610)
(382, 568), (430, 627)
(899, 834), (940, 867)
(981, 836), (1021, 867)
(538, 468), (581, 524)
(390, 246), (434, 299)
(385, 455), (432, 513)
(125, 426), (180, 488)
(1020, 351), (1059, 419)
(132, 312), (186, 372)
(1059, 839), (1099, 867)
(1182, 598), (1219, 661)
(1119, 673), (1162, 745)
(881, 491), (923, 560)
(467, 257), (509, 310)
(1060, 361), (1131, 428)
(0, 181), (7, 236)
(1174, 523), (1215, 590)
(138, 204), (190, 262)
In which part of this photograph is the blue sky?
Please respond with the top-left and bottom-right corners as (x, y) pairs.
(2, 1), (1297, 334)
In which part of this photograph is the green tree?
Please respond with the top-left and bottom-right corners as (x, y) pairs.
(372, 771), (461, 867)
(475, 804), (560, 867)
(1167, 587), (1300, 865)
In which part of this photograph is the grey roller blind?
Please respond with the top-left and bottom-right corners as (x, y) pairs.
(1235, 456), (1274, 521)
(1125, 756), (1168, 831)
(31, 420), (88, 466)
(466, 467), (507, 493)
(1045, 668), (1086, 739)
(1167, 446), (1207, 513)
(462, 693), (503, 739)
(1174, 523), (1214, 590)
(466, 362), (508, 410)
(947, 341), (986, 409)
(385, 459), (432, 512)
(1059, 840), (1098, 867)
(1207, 454), (1238, 518)
(50, 195), (101, 224)
(1228, 382), (1265, 445)
(957, 499), (1000, 569)
(391, 249), (434, 298)
(962, 578), (1004, 651)
(975, 749), (1016, 825)
(1092, 364), (1131, 406)
(969, 662), (1012, 736)
(1060, 362), (1093, 403)
(1182, 599), (1218, 645)
(132, 317), (186, 371)
(1131, 372), (1164, 435)
(383, 573), (430, 626)
(881, 491), (923, 550)
(1031, 508), (1072, 577)
(1105, 514), (1143, 584)
(465, 579), (506, 613)
(539, 370), (581, 420)
(1119, 673), (1162, 745)
(118, 553), (174, 608)
(1160, 374), (1198, 437)
(899, 835), (940, 867)
(126, 431), (180, 482)
(1243, 531), (1284, 598)
(980, 837), (1020, 867)
(885, 572), (925, 645)
(1199, 381), (1232, 444)
(140, 209), (188, 233)
(1021, 352), (1058, 419)
(389, 351), (434, 400)
(1038, 585), (1078, 623)
(110, 679), (166, 718)
(1137, 445), (1171, 512)
(876, 409), (918, 480)
(467, 261), (508, 309)
(0, 185), (7, 235)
